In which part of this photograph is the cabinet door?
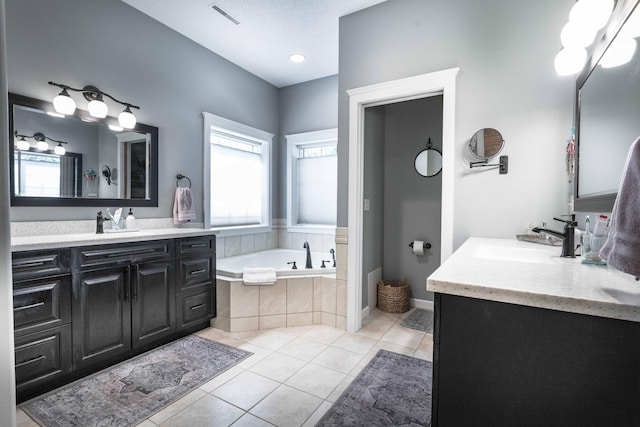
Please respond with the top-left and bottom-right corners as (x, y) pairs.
(131, 260), (176, 348)
(72, 267), (132, 369)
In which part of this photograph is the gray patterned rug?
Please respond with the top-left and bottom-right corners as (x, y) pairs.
(22, 335), (252, 427)
(400, 309), (434, 333)
(317, 349), (432, 427)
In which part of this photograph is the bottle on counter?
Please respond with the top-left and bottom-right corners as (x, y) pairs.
(125, 208), (137, 230)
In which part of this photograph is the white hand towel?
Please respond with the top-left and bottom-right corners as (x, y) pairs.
(243, 267), (277, 286)
(599, 137), (640, 277)
(173, 187), (196, 224)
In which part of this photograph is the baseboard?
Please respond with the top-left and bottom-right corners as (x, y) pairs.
(410, 298), (434, 311)
(361, 306), (370, 320)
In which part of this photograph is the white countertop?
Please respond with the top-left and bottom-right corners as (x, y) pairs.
(427, 237), (640, 322)
(11, 228), (217, 252)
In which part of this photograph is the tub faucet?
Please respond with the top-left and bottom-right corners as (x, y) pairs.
(303, 241), (313, 268)
(330, 248), (336, 267)
(96, 211), (109, 234)
(532, 215), (577, 258)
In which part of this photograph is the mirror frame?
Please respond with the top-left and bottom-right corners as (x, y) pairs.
(9, 92), (159, 207)
(414, 147), (442, 177)
(468, 128), (504, 160)
(574, 0), (640, 212)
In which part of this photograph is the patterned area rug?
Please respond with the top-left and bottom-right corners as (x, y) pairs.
(400, 309), (434, 333)
(22, 335), (252, 427)
(317, 349), (432, 427)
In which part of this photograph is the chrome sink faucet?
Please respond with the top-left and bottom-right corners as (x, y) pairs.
(96, 211), (109, 234)
(532, 215), (577, 258)
(303, 241), (313, 268)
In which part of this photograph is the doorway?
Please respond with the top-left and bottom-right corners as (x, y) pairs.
(346, 68), (458, 332)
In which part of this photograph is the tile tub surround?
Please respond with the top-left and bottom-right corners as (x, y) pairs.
(214, 276), (346, 332)
(427, 237), (640, 322)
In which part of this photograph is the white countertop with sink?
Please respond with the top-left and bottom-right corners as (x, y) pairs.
(427, 237), (640, 322)
(11, 228), (217, 252)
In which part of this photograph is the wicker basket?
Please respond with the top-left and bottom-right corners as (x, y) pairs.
(377, 280), (410, 313)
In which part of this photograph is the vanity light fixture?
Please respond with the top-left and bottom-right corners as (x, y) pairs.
(48, 81), (140, 129)
(569, 0), (614, 32)
(600, 37), (637, 68)
(554, 47), (588, 76)
(15, 136), (30, 151)
(14, 131), (68, 154)
(108, 124), (124, 132)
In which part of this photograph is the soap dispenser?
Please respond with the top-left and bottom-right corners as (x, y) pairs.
(125, 208), (137, 230)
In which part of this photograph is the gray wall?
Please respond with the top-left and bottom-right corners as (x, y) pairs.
(0, 0), (17, 423)
(383, 97), (442, 301)
(362, 106), (386, 307)
(6, 0), (279, 222)
(278, 75), (338, 219)
(338, 0), (575, 250)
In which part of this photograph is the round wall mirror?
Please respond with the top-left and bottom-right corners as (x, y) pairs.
(415, 147), (442, 177)
(469, 128), (504, 159)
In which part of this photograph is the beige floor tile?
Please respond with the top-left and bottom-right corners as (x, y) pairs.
(331, 333), (378, 354)
(16, 409), (39, 427)
(326, 375), (356, 403)
(135, 420), (158, 427)
(277, 337), (328, 362)
(380, 326), (425, 349)
(285, 364), (346, 399)
(231, 413), (275, 426)
(310, 346), (363, 374)
(272, 325), (314, 336)
(236, 343), (274, 369)
(160, 394), (244, 427)
(246, 331), (296, 351)
(199, 366), (244, 393)
(371, 340), (416, 356)
(302, 400), (333, 426)
(211, 371), (279, 411)
(150, 389), (208, 425)
(356, 317), (395, 339)
(248, 352), (307, 382)
(250, 384), (322, 427)
(413, 349), (434, 361)
(299, 325), (345, 345)
(210, 334), (245, 348)
(194, 327), (227, 342)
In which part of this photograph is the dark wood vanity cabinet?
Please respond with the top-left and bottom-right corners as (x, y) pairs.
(12, 234), (215, 402)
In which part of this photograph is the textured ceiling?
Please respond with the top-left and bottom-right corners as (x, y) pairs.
(122, 0), (387, 87)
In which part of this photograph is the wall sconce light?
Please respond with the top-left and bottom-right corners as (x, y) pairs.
(48, 81), (140, 129)
(14, 131), (68, 155)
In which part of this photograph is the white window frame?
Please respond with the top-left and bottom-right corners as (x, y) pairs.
(203, 112), (273, 236)
(286, 128), (337, 233)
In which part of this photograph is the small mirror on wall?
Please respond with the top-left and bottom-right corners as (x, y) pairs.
(414, 138), (442, 177)
(469, 128), (504, 160)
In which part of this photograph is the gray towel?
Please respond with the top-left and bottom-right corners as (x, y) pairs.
(599, 137), (640, 277)
(173, 187), (196, 224)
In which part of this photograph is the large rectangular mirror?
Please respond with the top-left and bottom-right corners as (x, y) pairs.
(9, 93), (158, 207)
(575, 0), (640, 212)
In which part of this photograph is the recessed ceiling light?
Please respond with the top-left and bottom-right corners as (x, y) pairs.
(289, 53), (305, 63)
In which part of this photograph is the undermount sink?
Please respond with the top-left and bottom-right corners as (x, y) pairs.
(104, 228), (139, 233)
(472, 244), (557, 264)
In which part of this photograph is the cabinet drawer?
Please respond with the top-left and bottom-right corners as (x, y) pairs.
(178, 287), (214, 329)
(15, 325), (72, 394)
(178, 236), (215, 256)
(14, 276), (71, 337)
(179, 256), (213, 291)
(12, 249), (70, 281)
(74, 240), (172, 269)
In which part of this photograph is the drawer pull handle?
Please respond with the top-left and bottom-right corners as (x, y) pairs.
(15, 354), (45, 368)
(189, 243), (207, 248)
(107, 248), (155, 258)
(190, 303), (205, 311)
(13, 255), (56, 268)
(14, 301), (45, 312)
(189, 269), (207, 276)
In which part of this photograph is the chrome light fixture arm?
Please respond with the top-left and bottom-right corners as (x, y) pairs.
(48, 81), (140, 110)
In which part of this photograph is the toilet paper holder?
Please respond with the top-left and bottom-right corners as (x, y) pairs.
(409, 241), (431, 250)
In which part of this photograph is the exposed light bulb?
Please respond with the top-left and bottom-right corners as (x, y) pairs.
(54, 143), (66, 155)
(36, 139), (49, 151)
(47, 111), (65, 118)
(569, 0), (614, 31)
(108, 124), (124, 132)
(600, 37), (637, 68)
(53, 89), (76, 115)
(16, 137), (30, 151)
(88, 99), (108, 118)
(561, 20), (596, 48)
(289, 53), (305, 63)
(554, 47), (587, 76)
(118, 106), (136, 129)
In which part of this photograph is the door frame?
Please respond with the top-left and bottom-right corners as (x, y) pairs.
(346, 68), (459, 332)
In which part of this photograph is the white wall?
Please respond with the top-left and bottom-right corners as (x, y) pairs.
(0, 0), (17, 423)
(338, 0), (575, 249)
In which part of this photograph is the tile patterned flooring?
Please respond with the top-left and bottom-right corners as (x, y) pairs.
(16, 308), (433, 427)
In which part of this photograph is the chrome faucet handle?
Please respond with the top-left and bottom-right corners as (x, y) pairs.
(321, 260), (331, 268)
(287, 261), (298, 270)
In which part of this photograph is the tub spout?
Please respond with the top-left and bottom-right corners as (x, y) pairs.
(303, 241), (313, 268)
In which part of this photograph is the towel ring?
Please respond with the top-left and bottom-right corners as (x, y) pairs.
(176, 174), (191, 188)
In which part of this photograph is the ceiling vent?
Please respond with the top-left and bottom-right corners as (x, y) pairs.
(210, 4), (240, 25)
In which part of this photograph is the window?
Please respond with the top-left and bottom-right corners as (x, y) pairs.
(203, 112), (273, 232)
(286, 129), (337, 230)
